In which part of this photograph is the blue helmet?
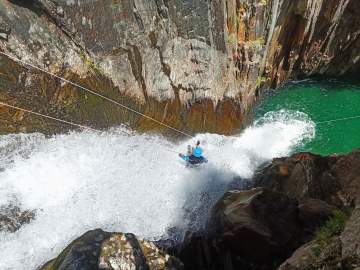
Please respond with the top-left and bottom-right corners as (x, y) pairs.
(193, 147), (202, 157)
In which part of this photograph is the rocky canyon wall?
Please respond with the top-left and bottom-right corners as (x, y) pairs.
(0, 0), (358, 135)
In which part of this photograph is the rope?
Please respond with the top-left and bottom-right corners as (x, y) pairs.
(0, 51), (194, 138)
(0, 101), (98, 131)
(0, 101), (188, 153)
(316, 115), (360, 124)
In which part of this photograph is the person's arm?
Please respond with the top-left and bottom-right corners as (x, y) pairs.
(179, 153), (189, 161)
(183, 155), (189, 161)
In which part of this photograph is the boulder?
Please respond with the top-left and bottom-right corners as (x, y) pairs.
(41, 229), (110, 270)
(255, 150), (360, 208)
(179, 188), (306, 269)
(41, 229), (183, 270)
(211, 188), (302, 262)
(99, 233), (183, 270)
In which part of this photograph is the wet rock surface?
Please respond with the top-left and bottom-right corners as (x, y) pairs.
(0, 204), (35, 233)
(40, 229), (183, 270)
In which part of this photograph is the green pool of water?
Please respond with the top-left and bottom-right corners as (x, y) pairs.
(255, 79), (360, 156)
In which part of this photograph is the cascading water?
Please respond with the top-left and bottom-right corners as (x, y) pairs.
(0, 110), (315, 270)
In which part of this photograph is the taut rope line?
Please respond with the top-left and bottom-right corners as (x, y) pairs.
(0, 51), (194, 138)
(315, 115), (360, 125)
(0, 101), (98, 132)
(0, 100), (185, 155)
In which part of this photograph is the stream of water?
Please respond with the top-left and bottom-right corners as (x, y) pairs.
(0, 109), (314, 269)
(1, 79), (359, 269)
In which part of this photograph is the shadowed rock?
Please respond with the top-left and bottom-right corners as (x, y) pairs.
(179, 188), (321, 269)
(278, 237), (342, 270)
(255, 150), (360, 208)
(211, 188), (301, 263)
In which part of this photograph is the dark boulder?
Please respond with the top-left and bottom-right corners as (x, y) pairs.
(41, 229), (110, 270)
(211, 188), (302, 263)
(298, 199), (336, 235)
(255, 150), (360, 208)
(179, 188), (312, 269)
(41, 229), (183, 270)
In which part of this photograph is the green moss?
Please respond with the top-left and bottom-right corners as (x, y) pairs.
(226, 33), (238, 44)
(249, 37), (265, 46)
(255, 76), (267, 88)
(39, 259), (55, 270)
(259, 0), (267, 5)
(312, 210), (350, 257)
(79, 51), (102, 74)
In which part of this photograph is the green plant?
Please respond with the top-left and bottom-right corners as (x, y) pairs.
(312, 210), (350, 257)
(255, 76), (267, 87)
(226, 33), (238, 44)
(79, 51), (102, 74)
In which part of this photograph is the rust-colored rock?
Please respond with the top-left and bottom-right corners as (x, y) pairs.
(0, 0), (358, 135)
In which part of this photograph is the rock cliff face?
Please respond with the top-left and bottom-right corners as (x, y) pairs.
(0, 0), (359, 135)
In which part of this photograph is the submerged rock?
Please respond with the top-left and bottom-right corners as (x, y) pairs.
(0, 204), (35, 233)
(41, 229), (183, 270)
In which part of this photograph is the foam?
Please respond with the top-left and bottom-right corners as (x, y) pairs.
(0, 110), (315, 270)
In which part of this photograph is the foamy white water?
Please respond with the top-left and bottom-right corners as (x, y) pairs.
(0, 110), (315, 270)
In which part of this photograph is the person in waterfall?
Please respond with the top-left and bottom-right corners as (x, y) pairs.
(179, 140), (208, 166)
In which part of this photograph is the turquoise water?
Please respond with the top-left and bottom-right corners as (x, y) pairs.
(255, 80), (360, 156)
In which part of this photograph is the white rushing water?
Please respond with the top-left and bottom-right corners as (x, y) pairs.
(0, 110), (315, 270)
